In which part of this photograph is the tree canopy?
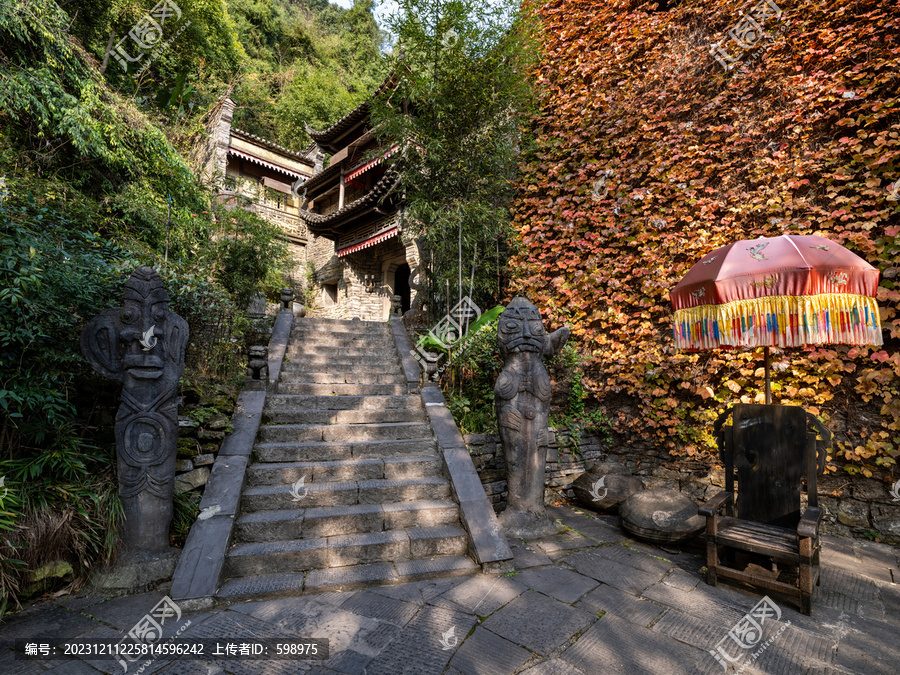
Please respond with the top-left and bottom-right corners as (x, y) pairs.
(371, 0), (540, 316)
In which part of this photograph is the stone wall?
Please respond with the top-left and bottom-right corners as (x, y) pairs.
(463, 429), (900, 546)
(465, 429), (608, 510)
(188, 96), (234, 185)
(307, 232), (420, 321)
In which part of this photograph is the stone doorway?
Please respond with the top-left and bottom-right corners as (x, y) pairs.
(394, 263), (411, 314)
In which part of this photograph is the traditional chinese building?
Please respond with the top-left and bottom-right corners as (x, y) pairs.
(195, 81), (418, 321)
(299, 75), (420, 321)
(194, 96), (316, 287)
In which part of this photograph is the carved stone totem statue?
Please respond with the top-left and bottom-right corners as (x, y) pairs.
(495, 297), (570, 537)
(81, 267), (188, 555)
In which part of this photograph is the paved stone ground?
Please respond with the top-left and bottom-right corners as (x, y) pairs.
(2, 505), (899, 674)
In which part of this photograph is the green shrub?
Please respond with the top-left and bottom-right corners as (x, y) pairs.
(443, 323), (502, 435)
(0, 198), (131, 465)
(442, 318), (611, 444)
(200, 206), (291, 308)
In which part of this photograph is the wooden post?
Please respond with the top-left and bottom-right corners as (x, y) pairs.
(764, 346), (772, 404)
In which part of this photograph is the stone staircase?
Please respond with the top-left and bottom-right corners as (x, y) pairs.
(216, 318), (477, 598)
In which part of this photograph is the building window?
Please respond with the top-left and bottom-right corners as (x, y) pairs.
(322, 282), (338, 307)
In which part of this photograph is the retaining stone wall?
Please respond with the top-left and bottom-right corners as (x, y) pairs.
(463, 430), (900, 546)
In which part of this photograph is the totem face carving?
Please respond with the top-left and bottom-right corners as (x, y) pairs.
(494, 297), (569, 538)
(81, 267), (188, 555)
(497, 301), (546, 356)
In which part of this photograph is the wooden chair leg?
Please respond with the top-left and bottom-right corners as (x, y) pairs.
(706, 540), (719, 586)
(705, 517), (719, 586)
(799, 537), (814, 615)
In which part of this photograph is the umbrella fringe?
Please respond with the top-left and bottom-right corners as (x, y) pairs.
(673, 293), (883, 350)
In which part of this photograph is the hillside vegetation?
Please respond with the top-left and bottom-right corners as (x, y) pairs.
(0, 0), (385, 609)
(512, 0), (900, 479)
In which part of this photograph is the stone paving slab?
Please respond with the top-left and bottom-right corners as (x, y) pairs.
(560, 613), (706, 675)
(368, 581), (427, 606)
(0, 604), (100, 640)
(650, 606), (723, 649)
(337, 590), (420, 627)
(3, 506), (900, 675)
(589, 542), (675, 575)
(535, 531), (594, 554)
(831, 612), (900, 675)
(479, 590), (596, 656)
(574, 583), (666, 627)
(640, 578), (748, 626)
(752, 623), (836, 674)
(445, 625), (531, 675)
(563, 549), (666, 594)
(818, 565), (881, 600)
(155, 661), (228, 674)
(513, 567), (599, 604)
(419, 575), (470, 601)
(507, 539), (553, 568)
(518, 658), (587, 675)
(428, 574), (527, 617)
(661, 568), (700, 592)
(562, 518), (628, 544)
(363, 604), (476, 675)
(70, 623), (158, 674)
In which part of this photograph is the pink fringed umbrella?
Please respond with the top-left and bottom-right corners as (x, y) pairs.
(670, 234), (883, 403)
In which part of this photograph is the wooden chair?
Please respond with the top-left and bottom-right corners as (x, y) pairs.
(698, 403), (831, 615)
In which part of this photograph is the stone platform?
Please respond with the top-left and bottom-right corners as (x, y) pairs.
(2, 504), (898, 674)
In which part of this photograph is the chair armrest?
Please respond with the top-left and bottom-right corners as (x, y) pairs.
(797, 506), (823, 539)
(699, 491), (733, 517)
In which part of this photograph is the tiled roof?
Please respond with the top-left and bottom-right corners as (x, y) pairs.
(295, 158), (341, 194)
(230, 128), (313, 165)
(299, 142), (318, 160)
(305, 74), (399, 147)
(298, 168), (401, 233)
(226, 147), (304, 179)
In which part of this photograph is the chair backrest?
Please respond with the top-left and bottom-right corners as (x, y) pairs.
(716, 403), (825, 528)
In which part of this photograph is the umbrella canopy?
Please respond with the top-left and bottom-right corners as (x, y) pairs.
(671, 234), (882, 352)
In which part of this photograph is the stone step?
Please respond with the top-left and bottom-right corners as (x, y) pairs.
(290, 328), (393, 340)
(257, 422), (433, 444)
(234, 499), (460, 541)
(291, 328), (394, 342)
(287, 338), (396, 352)
(281, 362), (400, 373)
(262, 408), (426, 426)
(285, 346), (396, 358)
(215, 555), (478, 599)
(240, 475), (452, 510)
(276, 383), (408, 395)
(282, 354), (400, 368)
(281, 362), (400, 375)
(246, 455), (442, 486)
(253, 438), (439, 462)
(292, 317), (386, 329)
(224, 525), (468, 577)
(264, 394), (421, 412)
(277, 371), (406, 385)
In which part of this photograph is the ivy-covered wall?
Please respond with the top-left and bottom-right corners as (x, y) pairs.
(511, 0), (900, 485)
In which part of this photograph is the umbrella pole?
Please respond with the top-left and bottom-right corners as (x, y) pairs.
(764, 346), (772, 405)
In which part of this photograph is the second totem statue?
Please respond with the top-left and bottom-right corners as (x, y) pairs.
(495, 297), (569, 537)
(81, 267), (188, 556)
